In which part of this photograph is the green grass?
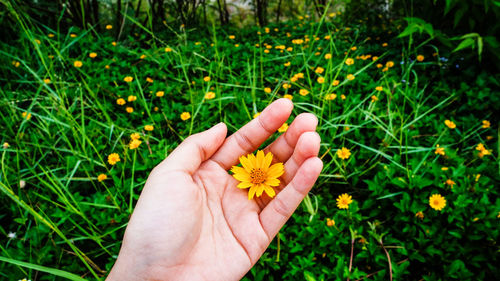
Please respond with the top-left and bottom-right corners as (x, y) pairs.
(1, 6), (499, 281)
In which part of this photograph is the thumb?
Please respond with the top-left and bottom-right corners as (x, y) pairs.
(161, 122), (227, 174)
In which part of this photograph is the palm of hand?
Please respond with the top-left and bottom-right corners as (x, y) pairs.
(108, 99), (322, 281)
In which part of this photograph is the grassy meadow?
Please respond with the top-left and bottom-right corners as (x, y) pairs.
(1, 4), (499, 281)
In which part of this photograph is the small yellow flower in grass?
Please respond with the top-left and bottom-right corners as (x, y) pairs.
(326, 218), (335, 227)
(415, 211), (424, 219)
(346, 74), (355, 81)
(345, 58), (354, 65)
(21, 112), (32, 120)
(371, 95), (378, 102)
(445, 179), (455, 188)
(325, 93), (337, 100)
(131, 133), (141, 140)
(284, 94), (293, 100)
(74, 61), (82, 68)
(429, 194), (446, 211)
(2, 142), (9, 149)
(317, 77), (325, 84)
(351, 46), (357, 51)
(375, 86), (383, 91)
(70, 33), (77, 38)
(89, 52), (97, 58)
(336, 193), (353, 209)
(376, 63), (383, 68)
(337, 147), (351, 160)
(476, 143), (486, 151)
(44, 78), (51, 84)
(154, 106), (159, 111)
(116, 98), (126, 105)
(382, 42), (388, 47)
(124, 76), (133, 83)
(299, 89), (309, 96)
(234, 44), (239, 48)
(315, 67), (324, 74)
(48, 33), (55, 38)
(296, 73), (304, 79)
(13, 61), (20, 67)
(482, 120), (490, 128)
(435, 144), (445, 155)
(105, 65), (110, 69)
(264, 87), (272, 93)
(286, 47), (293, 52)
(106, 24), (113, 30)
(372, 56), (379, 61)
(231, 150), (284, 200)
(253, 112), (261, 118)
(97, 174), (107, 182)
(264, 49), (270, 54)
(146, 77), (153, 83)
(204, 76), (211, 82)
(108, 153), (120, 165)
(145, 125), (154, 131)
(181, 112), (191, 121)
(278, 123), (288, 133)
(126, 107), (134, 113)
(140, 54), (146, 60)
(229, 35), (235, 39)
(129, 139), (142, 149)
(416, 55), (424, 62)
(128, 95), (137, 102)
(283, 83), (291, 89)
(112, 41), (117, 46)
(205, 91), (215, 99)
(284, 61), (291, 67)
(341, 94), (346, 100)
(441, 167), (449, 171)
(444, 120), (456, 129)
(325, 53), (332, 59)
(165, 47), (172, 52)
(386, 61), (394, 68)
(332, 80), (340, 86)
(156, 91), (164, 97)
(475, 174), (481, 182)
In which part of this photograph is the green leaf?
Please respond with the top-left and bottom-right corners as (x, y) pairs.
(0, 256), (87, 281)
(304, 271), (317, 281)
(452, 38), (475, 53)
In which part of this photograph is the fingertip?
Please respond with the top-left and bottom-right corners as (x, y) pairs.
(296, 113), (318, 128)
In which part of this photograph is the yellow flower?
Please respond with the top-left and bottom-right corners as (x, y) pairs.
(154, 107), (159, 111)
(444, 120), (456, 129)
(315, 67), (324, 74)
(284, 61), (291, 67)
(3, 142), (9, 149)
(478, 148), (491, 158)
(89, 52), (97, 58)
(126, 107), (134, 113)
(264, 87), (272, 93)
(435, 144), (445, 156)
(131, 133), (141, 140)
(376, 63), (383, 68)
(70, 33), (77, 38)
(204, 76), (211, 82)
(290, 76), (298, 82)
(264, 49), (270, 54)
(234, 44), (239, 48)
(415, 211), (424, 219)
(231, 150), (284, 200)
(43, 78), (51, 84)
(116, 98), (126, 105)
(156, 91), (164, 97)
(146, 77), (153, 83)
(445, 179), (455, 188)
(112, 41), (117, 46)
(299, 89), (309, 96)
(97, 174), (107, 182)
(332, 80), (340, 86)
(350, 46), (357, 51)
(337, 147), (351, 160)
(345, 58), (354, 65)
(229, 35), (235, 39)
(482, 120), (490, 128)
(382, 42), (388, 47)
(386, 61), (394, 68)
(441, 167), (449, 171)
(325, 93), (337, 100)
(165, 47), (172, 52)
(317, 77), (325, 84)
(129, 139), (142, 149)
(475, 174), (481, 182)
(105, 65), (110, 69)
(416, 55), (424, 62)
(253, 112), (261, 118)
(284, 94), (293, 100)
(326, 218), (335, 227)
(128, 95), (137, 102)
(124, 76), (133, 83)
(181, 112), (191, 121)
(48, 33), (55, 38)
(205, 91), (215, 99)
(336, 193), (353, 209)
(144, 125), (154, 131)
(21, 112), (32, 120)
(296, 73), (304, 79)
(108, 153), (120, 165)
(325, 53), (332, 59)
(340, 94), (346, 100)
(429, 194), (446, 211)
(278, 123), (288, 133)
(371, 95), (378, 102)
(106, 25), (113, 30)
(283, 83), (291, 89)
(375, 86), (383, 91)
(346, 74), (355, 81)
(74, 61), (82, 68)
(372, 56), (379, 61)
(140, 54), (146, 60)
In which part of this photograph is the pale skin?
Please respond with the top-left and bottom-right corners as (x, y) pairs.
(107, 99), (323, 281)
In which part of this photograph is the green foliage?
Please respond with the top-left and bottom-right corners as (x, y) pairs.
(1, 2), (499, 281)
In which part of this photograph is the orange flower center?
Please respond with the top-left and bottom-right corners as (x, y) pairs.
(250, 168), (266, 184)
(433, 200), (440, 206)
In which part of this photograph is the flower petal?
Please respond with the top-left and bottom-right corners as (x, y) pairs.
(256, 150), (265, 168)
(248, 185), (257, 200)
(267, 162), (284, 178)
(231, 166), (251, 182)
(265, 178), (280, 186)
(256, 184), (265, 197)
(262, 151), (273, 172)
(240, 155), (253, 172)
(263, 184), (276, 198)
(237, 181), (253, 189)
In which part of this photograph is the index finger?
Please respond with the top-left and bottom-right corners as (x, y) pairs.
(211, 99), (293, 170)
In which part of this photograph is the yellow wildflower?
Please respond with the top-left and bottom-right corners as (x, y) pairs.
(156, 91), (164, 97)
(299, 89), (309, 96)
(337, 147), (351, 160)
(128, 95), (137, 102)
(89, 52), (97, 58)
(444, 120), (456, 129)
(181, 112), (191, 121)
(278, 123), (288, 133)
(205, 91), (215, 99)
(336, 193), (353, 209)
(144, 125), (154, 131)
(429, 194), (446, 211)
(97, 174), (107, 182)
(116, 98), (126, 105)
(129, 139), (142, 149)
(74, 61), (82, 68)
(123, 76), (133, 83)
(107, 153), (120, 165)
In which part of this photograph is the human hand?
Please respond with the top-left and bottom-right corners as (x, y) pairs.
(107, 99), (323, 281)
